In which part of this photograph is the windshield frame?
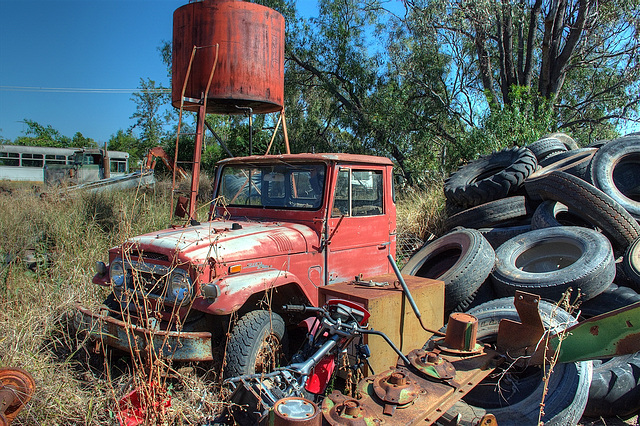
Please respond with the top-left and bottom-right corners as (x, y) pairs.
(216, 162), (327, 211)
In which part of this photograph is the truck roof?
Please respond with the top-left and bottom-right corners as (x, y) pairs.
(216, 153), (394, 166)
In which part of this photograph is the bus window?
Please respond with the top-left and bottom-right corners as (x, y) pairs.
(110, 160), (127, 173)
(0, 152), (19, 166)
(22, 153), (44, 167)
(45, 154), (67, 165)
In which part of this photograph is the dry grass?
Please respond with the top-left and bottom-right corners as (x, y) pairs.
(0, 180), (223, 425)
(395, 183), (448, 266)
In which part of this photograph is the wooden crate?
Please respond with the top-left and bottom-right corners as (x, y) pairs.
(319, 274), (444, 376)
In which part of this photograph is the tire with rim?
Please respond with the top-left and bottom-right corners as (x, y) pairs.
(589, 135), (640, 219)
(440, 298), (592, 426)
(224, 310), (286, 379)
(579, 284), (640, 418)
(524, 170), (640, 253)
(401, 228), (495, 313)
(444, 147), (537, 209)
(445, 196), (532, 231)
(491, 226), (615, 302)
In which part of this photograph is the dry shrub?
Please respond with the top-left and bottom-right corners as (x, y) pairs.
(395, 183), (447, 265)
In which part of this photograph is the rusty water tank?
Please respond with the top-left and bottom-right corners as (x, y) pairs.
(172, 0), (285, 114)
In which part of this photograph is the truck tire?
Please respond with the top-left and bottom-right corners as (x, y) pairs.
(445, 196), (532, 231)
(589, 135), (640, 219)
(224, 310), (285, 379)
(579, 284), (640, 418)
(401, 228), (495, 313)
(440, 298), (592, 426)
(491, 227), (615, 302)
(444, 147), (537, 208)
(525, 171), (640, 253)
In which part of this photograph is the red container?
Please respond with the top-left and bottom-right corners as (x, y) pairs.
(172, 0), (285, 114)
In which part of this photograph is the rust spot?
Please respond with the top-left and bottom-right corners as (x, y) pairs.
(626, 320), (633, 328)
(616, 333), (640, 356)
(590, 325), (599, 336)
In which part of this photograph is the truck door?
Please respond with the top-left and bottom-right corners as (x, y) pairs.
(325, 166), (394, 284)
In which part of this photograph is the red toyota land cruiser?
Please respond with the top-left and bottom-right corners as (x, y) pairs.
(75, 153), (396, 377)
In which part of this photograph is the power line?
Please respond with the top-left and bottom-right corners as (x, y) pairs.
(0, 85), (171, 94)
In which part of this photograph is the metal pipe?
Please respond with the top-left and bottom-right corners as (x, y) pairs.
(387, 254), (446, 337)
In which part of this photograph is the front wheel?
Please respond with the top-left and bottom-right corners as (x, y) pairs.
(224, 310), (286, 379)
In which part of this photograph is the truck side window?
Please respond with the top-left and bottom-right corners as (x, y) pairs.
(332, 169), (383, 217)
(352, 170), (383, 216)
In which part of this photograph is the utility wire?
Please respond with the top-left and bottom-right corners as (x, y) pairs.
(0, 85), (170, 93)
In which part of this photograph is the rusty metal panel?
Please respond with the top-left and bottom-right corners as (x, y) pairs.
(172, 0), (285, 114)
(74, 303), (213, 362)
(321, 348), (499, 425)
(319, 274), (444, 375)
(550, 301), (640, 363)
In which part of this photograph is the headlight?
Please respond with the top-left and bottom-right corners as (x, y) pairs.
(168, 271), (192, 303)
(109, 259), (125, 287)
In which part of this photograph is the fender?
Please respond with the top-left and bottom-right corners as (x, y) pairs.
(193, 269), (310, 315)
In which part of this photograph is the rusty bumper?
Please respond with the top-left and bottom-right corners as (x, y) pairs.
(74, 303), (213, 362)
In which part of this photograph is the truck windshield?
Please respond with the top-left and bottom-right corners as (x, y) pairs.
(218, 163), (326, 209)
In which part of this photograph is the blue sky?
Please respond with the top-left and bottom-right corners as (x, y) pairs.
(0, 0), (319, 143)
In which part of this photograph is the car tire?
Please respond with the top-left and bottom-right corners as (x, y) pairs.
(440, 298), (592, 426)
(491, 226), (615, 302)
(401, 228), (495, 313)
(531, 200), (600, 231)
(622, 236), (640, 293)
(224, 310), (286, 379)
(544, 132), (580, 150)
(526, 137), (568, 162)
(479, 224), (532, 249)
(589, 135), (640, 219)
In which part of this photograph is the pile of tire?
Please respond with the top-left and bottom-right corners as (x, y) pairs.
(403, 133), (640, 424)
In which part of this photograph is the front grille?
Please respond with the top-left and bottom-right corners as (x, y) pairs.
(124, 260), (173, 298)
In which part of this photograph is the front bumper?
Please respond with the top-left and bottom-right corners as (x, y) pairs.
(74, 302), (213, 362)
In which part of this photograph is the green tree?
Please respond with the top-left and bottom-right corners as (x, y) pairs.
(129, 78), (171, 152)
(406, 0), (640, 143)
(108, 129), (142, 167)
(71, 132), (97, 148)
(13, 119), (71, 147)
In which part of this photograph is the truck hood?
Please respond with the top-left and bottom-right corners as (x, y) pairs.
(125, 219), (318, 264)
